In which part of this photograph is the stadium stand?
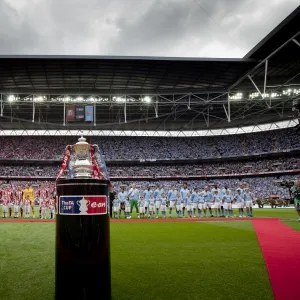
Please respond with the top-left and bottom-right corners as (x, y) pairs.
(0, 156), (299, 177)
(0, 128), (299, 160)
(0, 130), (299, 201)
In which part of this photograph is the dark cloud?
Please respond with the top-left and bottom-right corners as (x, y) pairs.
(0, 0), (299, 57)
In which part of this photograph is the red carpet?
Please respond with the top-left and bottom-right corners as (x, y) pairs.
(252, 219), (300, 300)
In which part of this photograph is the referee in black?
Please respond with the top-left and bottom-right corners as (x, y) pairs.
(109, 184), (116, 218)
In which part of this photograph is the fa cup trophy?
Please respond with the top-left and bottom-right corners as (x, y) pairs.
(55, 137), (111, 300)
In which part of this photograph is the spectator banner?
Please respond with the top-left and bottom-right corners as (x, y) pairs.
(75, 105), (85, 121)
(85, 105), (94, 122)
(66, 105), (75, 122)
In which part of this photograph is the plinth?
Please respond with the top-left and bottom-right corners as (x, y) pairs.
(55, 178), (111, 300)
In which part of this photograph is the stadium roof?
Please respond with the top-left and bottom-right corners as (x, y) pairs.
(244, 5), (300, 60)
(0, 56), (256, 95)
(0, 6), (299, 133)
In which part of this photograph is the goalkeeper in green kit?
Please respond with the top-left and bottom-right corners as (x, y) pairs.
(292, 180), (300, 222)
(128, 183), (140, 218)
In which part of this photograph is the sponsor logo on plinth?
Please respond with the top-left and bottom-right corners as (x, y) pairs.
(59, 195), (107, 215)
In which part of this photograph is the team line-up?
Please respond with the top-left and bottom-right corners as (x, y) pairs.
(113, 183), (254, 219)
(1, 184), (55, 219)
(0, 182), (254, 219)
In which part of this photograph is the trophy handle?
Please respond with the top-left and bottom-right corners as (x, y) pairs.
(86, 200), (90, 206)
(76, 200), (80, 206)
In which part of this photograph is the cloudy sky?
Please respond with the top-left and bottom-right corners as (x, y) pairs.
(0, 0), (299, 58)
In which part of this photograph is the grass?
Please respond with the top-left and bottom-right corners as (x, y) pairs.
(0, 220), (274, 300)
(0, 207), (299, 300)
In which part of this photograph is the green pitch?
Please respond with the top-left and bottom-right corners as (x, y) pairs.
(0, 208), (299, 300)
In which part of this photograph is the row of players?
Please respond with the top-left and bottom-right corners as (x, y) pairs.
(0, 184), (55, 219)
(112, 183), (254, 219)
(0, 182), (254, 219)
(1, 196), (55, 219)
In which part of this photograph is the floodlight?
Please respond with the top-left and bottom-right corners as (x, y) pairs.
(229, 92), (243, 100)
(116, 97), (125, 102)
(294, 89), (300, 95)
(34, 96), (44, 102)
(144, 96), (151, 103)
(8, 95), (15, 102)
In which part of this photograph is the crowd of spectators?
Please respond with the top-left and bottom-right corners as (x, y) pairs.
(108, 156), (300, 176)
(0, 128), (300, 160)
(1, 156), (299, 177)
(0, 128), (299, 201)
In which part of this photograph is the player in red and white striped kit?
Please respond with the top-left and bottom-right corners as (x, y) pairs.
(14, 198), (21, 218)
(15, 186), (23, 218)
(41, 200), (48, 219)
(38, 184), (48, 219)
(4, 186), (14, 217)
(2, 198), (9, 218)
(48, 197), (55, 219)
(24, 197), (31, 218)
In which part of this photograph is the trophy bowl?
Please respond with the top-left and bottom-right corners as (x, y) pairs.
(72, 137), (93, 178)
(73, 137), (90, 158)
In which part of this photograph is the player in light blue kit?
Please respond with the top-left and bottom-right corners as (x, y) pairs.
(244, 188), (254, 217)
(180, 183), (189, 217)
(238, 183), (245, 194)
(143, 186), (152, 218)
(154, 185), (164, 218)
(112, 195), (120, 219)
(191, 187), (199, 218)
(186, 192), (193, 218)
(118, 187), (127, 218)
(221, 186), (230, 217)
(198, 190), (206, 217)
(161, 193), (167, 219)
(168, 185), (177, 217)
(125, 196), (131, 219)
(176, 193), (183, 218)
(148, 194), (156, 219)
(234, 189), (244, 217)
(138, 196), (146, 219)
(204, 186), (213, 217)
(223, 189), (233, 218)
(213, 190), (222, 217)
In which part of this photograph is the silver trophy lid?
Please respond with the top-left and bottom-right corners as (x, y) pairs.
(76, 136), (89, 145)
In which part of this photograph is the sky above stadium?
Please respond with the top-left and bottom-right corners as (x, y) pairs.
(0, 0), (299, 58)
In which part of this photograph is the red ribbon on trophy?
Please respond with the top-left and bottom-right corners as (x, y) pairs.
(90, 145), (106, 180)
(56, 145), (71, 180)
